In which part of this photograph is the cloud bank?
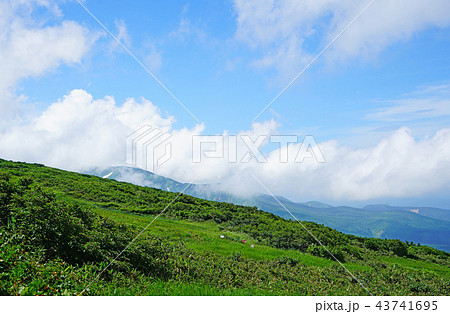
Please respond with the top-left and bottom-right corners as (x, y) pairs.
(1, 89), (449, 203)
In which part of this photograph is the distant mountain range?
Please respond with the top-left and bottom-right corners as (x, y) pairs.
(89, 166), (450, 252)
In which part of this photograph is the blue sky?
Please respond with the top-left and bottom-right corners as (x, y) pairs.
(1, 0), (450, 207)
(21, 1), (450, 140)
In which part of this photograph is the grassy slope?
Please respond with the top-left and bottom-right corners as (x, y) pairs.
(96, 208), (338, 268)
(97, 166), (450, 252)
(97, 207), (450, 278)
(1, 159), (449, 296)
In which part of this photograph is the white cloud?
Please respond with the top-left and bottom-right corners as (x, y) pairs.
(329, 0), (450, 61)
(1, 88), (449, 202)
(257, 127), (448, 201)
(256, 127), (450, 201)
(0, 0), (448, 204)
(0, 0), (95, 127)
(107, 19), (162, 73)
(367, 84), (450, 122)
(114, 19), (131, 48)
(168, 5), (207, 42)
(0, 89), (175, 170)
(144, 45), (162, 73)
(149, 118), (450, 202)
(233, 0), (450, 76)
(157, 120), (279, 186)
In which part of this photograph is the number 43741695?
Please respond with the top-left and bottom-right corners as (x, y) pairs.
(376, 301), (437, 311)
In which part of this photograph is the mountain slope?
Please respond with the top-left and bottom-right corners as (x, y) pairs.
(364, 204), (450, 222)
(91, 166), (450, 252)
(1, 158), (449, 296)
(249, 195), (450, 251)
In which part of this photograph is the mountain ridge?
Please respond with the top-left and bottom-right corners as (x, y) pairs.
(88, 166), (450, 252)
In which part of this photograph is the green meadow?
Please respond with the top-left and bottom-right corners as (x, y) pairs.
(0, 159), (449, 295)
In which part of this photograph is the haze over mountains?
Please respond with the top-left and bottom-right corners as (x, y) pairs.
(90, 166), (450, 252)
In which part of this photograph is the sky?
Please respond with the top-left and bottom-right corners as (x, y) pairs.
(0, 0), (450, 208)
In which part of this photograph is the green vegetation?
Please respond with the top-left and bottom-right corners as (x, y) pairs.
(0, 159), (449, 295)
(99, 166), (450, 252)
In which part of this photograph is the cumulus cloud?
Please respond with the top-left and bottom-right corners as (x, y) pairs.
(0, 89), (175, 170)
(169, 129), (450, 202)
(1, 88), (449, 202)
(127, 115), (450, 202)
(156, 119), (279, 186)
(0, 0), (95, 127)
(254, 127), (450, 201)
(233, 0), (450, 76)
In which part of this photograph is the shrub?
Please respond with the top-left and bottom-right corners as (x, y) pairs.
(387, 240), (408, 257)
(307, 245), (345, 263)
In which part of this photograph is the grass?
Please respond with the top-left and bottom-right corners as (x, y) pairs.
(93, 207), (372, 272)
(379, 256), (450, 279)
(96, 279), (271, 296)
(1, 158), (449, 296)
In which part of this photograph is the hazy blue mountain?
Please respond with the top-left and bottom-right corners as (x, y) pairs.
(363, 204), (450, 222)
(88, 166), (450, 252)
(302, 201), (333, 208)
(90, 166), (192, 192)
(251, 196), (450, 252)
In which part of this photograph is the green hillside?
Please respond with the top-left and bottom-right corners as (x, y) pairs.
(94, 166), (450, 251)
(0, 159), (449, 296)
